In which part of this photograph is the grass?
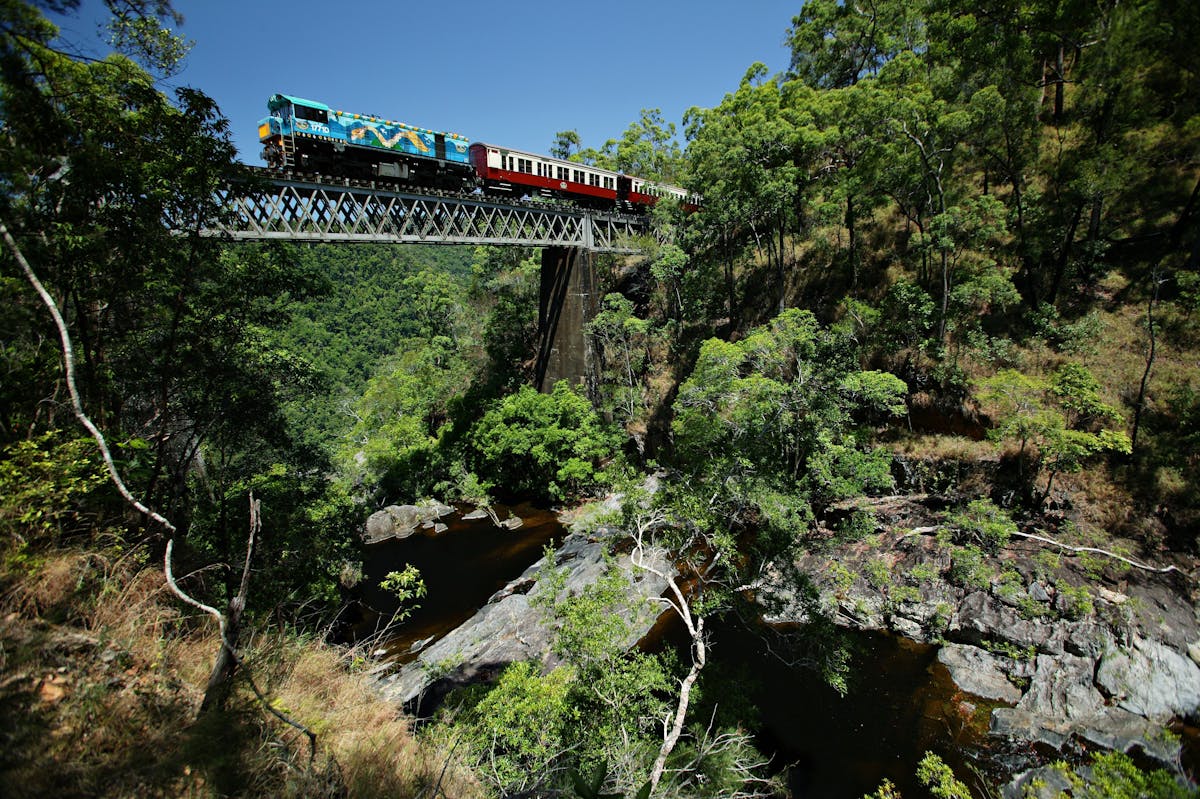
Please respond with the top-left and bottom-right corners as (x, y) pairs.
(0, 546), (487, 799)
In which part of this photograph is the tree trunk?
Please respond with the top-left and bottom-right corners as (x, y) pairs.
(777, 218), (787, 313)
(1130, 270), (1161, 455)
(1080, 196), (1104, 288)
(649, 609), (705, 794)
(1047, 203), (1084, 306)
(1054, 42), (1066, 124)
(846, 194), (858, 291)
(200, 494), (260, 714)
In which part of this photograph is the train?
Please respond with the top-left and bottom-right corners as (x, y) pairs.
(258, 94), (700, 212)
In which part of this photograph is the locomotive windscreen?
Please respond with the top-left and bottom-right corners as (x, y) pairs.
(295, 104), (328, 124)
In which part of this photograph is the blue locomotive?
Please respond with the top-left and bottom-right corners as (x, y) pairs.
(258, 94), (473, 189)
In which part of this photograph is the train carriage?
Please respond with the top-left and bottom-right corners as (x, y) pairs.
(468, 144), (699, 211)
(469, 143), (620, 207)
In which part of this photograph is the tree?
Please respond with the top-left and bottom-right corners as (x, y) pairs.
(600, 109), (684, 183)
(673, 309), (905, 519)
(787, 0), (925, 90)
(469, 381), (619, 501)
(685, 64), (803, 312)
(551, 129), (584, 161)
(978, 365), (1131, 506)
(1, 0), (357, 617)
(587, 293), (651, 425)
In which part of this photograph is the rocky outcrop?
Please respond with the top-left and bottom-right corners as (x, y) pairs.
(1097, 635), (1200, 722)
(372, 523), (674, 709)
(937, 643), (1023, 704)
(758, 494), (1200, 769)
(363, 501), (455, 544)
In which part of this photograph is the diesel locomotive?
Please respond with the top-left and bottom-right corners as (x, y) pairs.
(258, 94), (699, 211)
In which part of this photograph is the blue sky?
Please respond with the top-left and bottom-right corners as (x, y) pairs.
(54, 0), (799, 166)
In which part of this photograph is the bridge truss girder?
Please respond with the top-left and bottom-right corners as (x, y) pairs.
(205, 176), (652, 253)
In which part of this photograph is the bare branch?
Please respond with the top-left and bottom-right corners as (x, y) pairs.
(2, 219), (177, 536)
(1010, 530), (1186, 577)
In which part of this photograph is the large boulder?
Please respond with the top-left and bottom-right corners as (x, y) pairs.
(363, 501), (454, 544)
(373, 528), (675, 709)
(937, 643), (1023, 704)
(1096, 635), (1200, 722)
(990, 652), (1183, 765)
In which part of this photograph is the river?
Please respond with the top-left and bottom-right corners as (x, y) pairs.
(356, 505), (1015, 797)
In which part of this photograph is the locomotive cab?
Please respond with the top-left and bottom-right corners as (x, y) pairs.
(259, 94), (333, 170)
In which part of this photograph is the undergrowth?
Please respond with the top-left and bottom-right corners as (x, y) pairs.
(0, 546), (485, 799)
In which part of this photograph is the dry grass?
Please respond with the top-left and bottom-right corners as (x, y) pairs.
(264, 639), (485, 799)
(0, 546), (487, 799)
(885, 433), (997, 462)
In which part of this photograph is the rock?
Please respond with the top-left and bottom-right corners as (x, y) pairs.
(408, 636), (434, 654)
(501, 516), (523, 530)
(1002, 765), (1073, 799)
(1188, 641), (1200, 667)
(1060, 621), (1113, 659)
(938, 643), (1023, 704)
(364, 505), (421, 543)
(1028, 581), (1052, 603)
(890, 613), (925, 640)
(1096, 635), (1200, 722)
(461, 508), (489, 521)
(1097, 587), (1129, 605)
(990, 650), (1186, 769)
(950, 591), (1056, 653)
(419, 500), (454, 519)
(374, 530), (675, 708)
(991, 653), (1106, 748)
(364, 501), (455, 544)
(1019, 653), (1105, 726)
(1075, 706), (1183, 765)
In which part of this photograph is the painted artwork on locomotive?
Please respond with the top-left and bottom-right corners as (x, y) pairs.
(259, 94), (470, 166)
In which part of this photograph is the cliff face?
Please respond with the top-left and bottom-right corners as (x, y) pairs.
(756, 494), (1200, 768)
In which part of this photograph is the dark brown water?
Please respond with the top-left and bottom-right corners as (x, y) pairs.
(698, 620), (996, 798)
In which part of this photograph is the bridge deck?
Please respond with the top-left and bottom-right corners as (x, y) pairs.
(200, 170), (653, 253)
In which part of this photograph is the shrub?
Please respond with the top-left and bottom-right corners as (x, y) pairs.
(1056, 583), (1095, 620)
(470, 381), (620, 501)
(449, 661), (576, 793)
(948, 499), (1016, 554)
(947, 546), (991, 590)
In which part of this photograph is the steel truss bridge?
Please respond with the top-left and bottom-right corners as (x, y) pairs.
(202, 170), (652, 253)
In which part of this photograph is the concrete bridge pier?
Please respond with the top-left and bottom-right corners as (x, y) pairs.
(535, 246), (598, 395)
